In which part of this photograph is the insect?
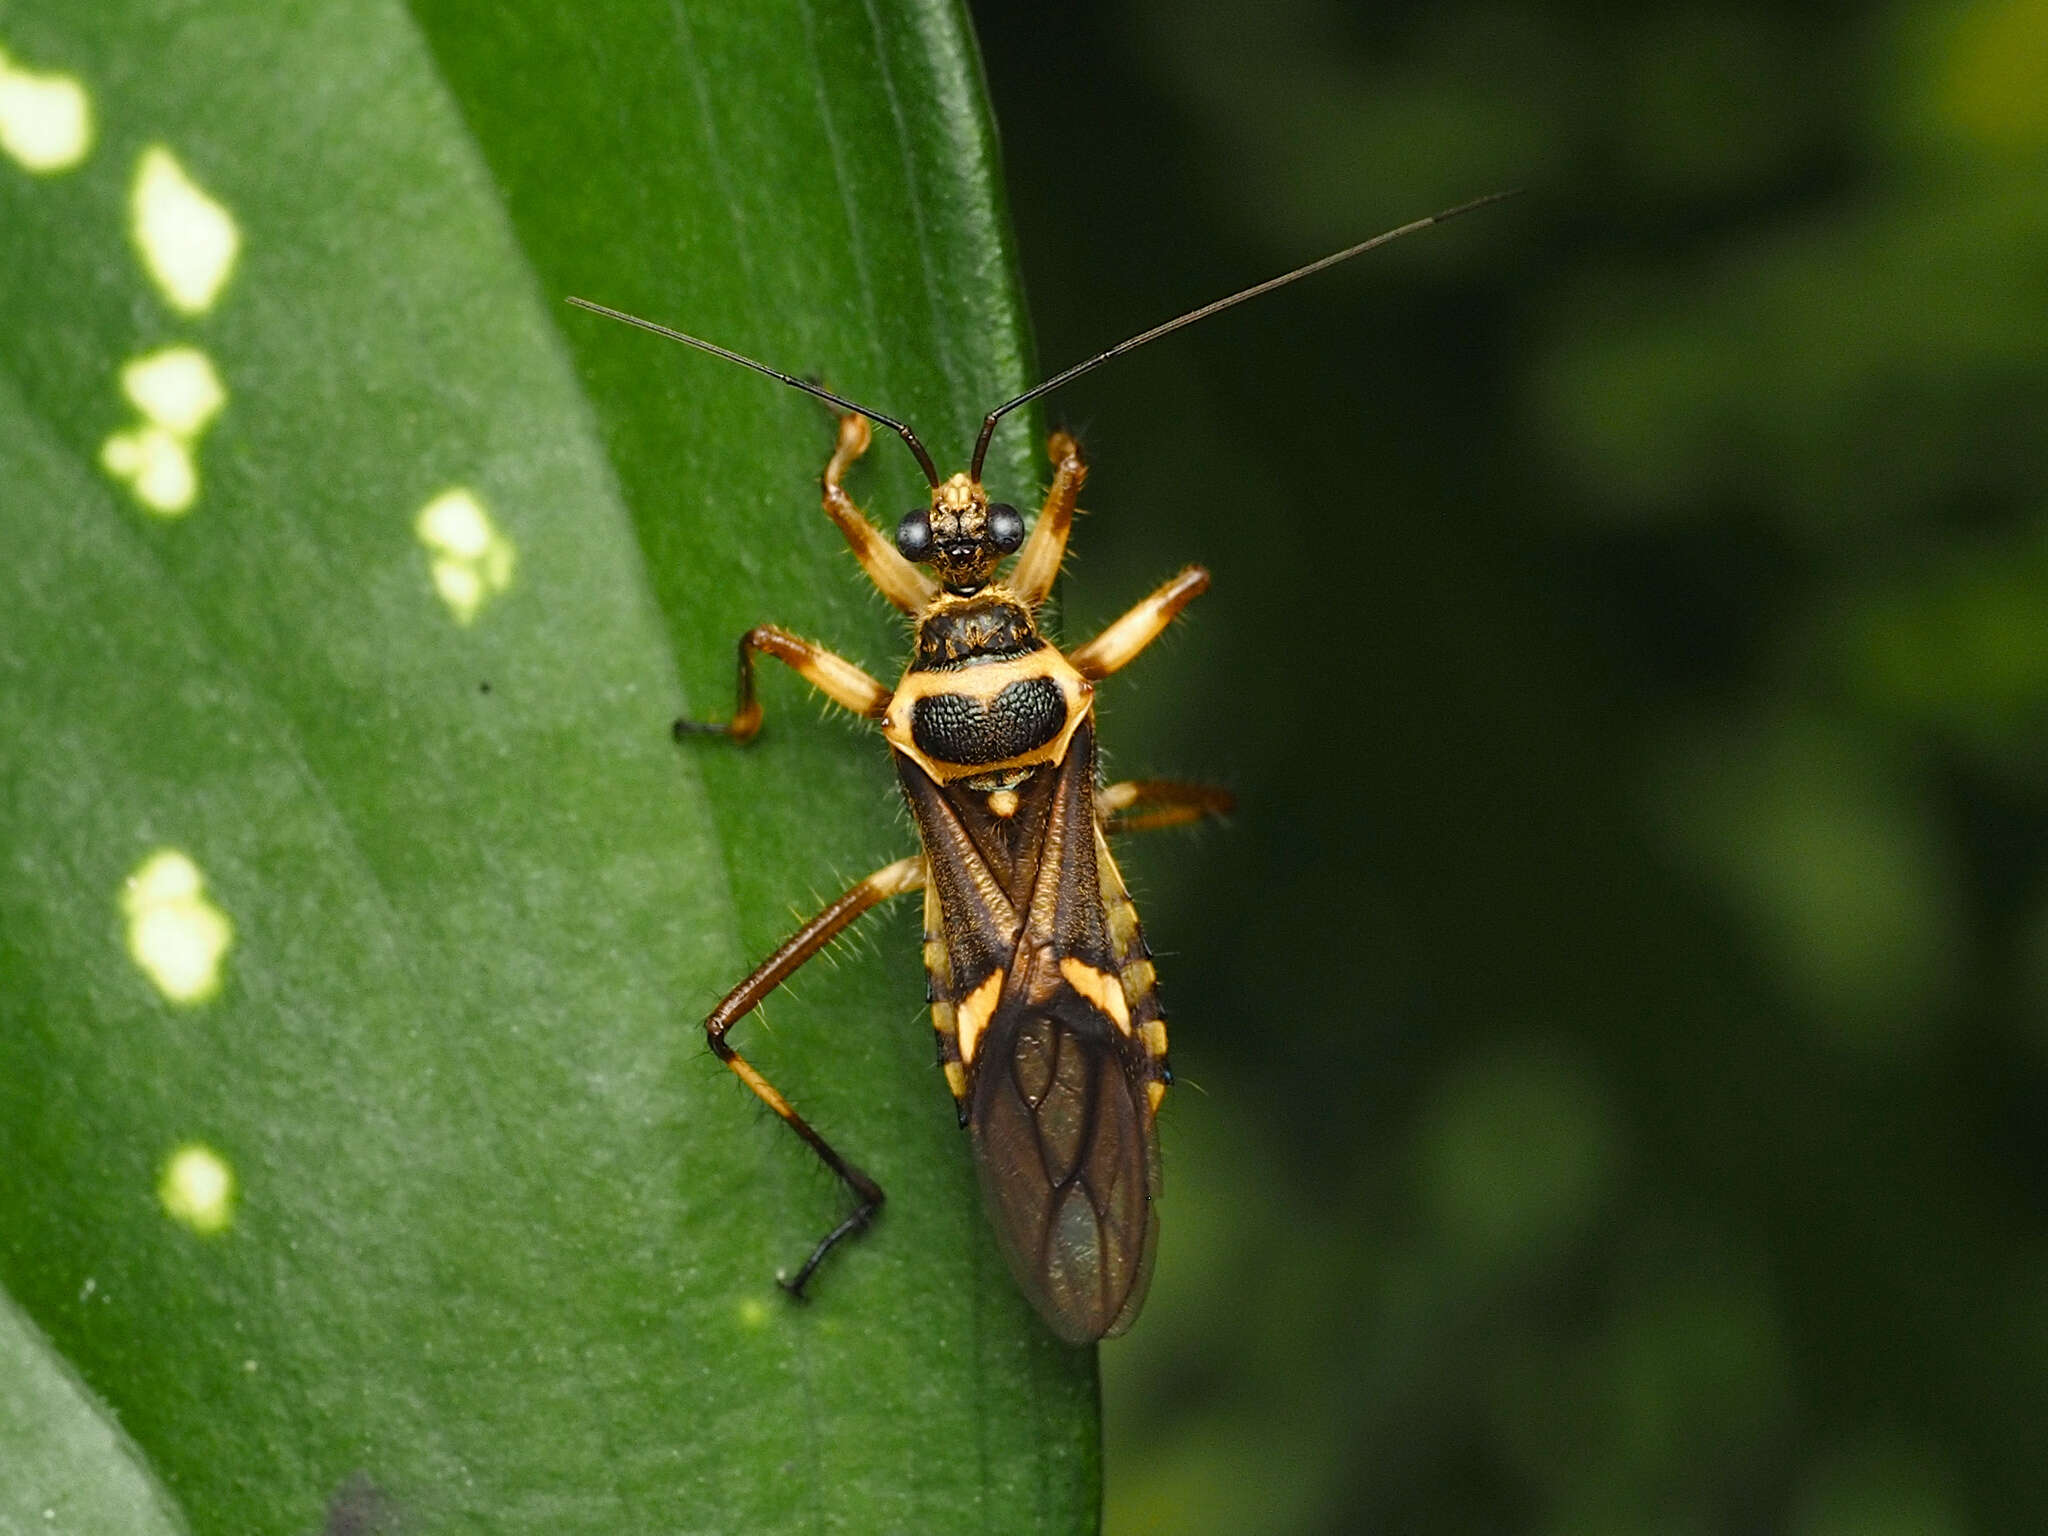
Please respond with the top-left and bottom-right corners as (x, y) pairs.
(570, 191), (1509, 1343)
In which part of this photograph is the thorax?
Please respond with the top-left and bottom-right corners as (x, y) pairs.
(883, 588), (1093, 787)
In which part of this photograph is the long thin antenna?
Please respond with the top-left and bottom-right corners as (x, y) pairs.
(566, 296), (942, 487)
(968, 188), (1521, 481)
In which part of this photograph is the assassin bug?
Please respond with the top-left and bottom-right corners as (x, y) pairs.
(570, 191), (1510, 1344)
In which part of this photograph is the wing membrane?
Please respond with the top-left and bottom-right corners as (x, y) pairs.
(970, 993), (1157, 1343)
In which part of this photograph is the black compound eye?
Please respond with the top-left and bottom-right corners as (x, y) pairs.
(896, 509), (933, 562)
(987, 503), (1025, 554)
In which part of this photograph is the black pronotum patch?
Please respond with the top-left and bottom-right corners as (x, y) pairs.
(912, 677), (1067, 766)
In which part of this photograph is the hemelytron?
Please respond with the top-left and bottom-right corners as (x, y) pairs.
(570, 190), (1510, 1343)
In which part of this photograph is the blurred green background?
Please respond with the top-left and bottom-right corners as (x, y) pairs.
(967, 0), (2048, 1531)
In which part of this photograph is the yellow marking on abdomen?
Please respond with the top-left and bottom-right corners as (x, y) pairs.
(956, 969), (1004, 1065)
(1120, 957), (1157, 1004)
(1106, 896), (1142, 952)
(1146, 1080), (1167, 1115)
(1060, 957), (1131, 1032)
(1142, 1019), (1169, 1058)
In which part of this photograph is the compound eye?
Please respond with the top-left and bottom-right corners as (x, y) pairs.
(987, 503), (1025, 554)
(896, 509), (933, 562)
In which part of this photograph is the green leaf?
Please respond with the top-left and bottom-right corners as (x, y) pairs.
(0, 2), (1094, 1532)
(0, 1284), (185, 1534)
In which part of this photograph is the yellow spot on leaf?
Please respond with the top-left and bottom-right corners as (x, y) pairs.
(0, 46), (92, 172)
(131, 145), (240, 314)
(101, 425), (197, 514)
(122, 848), (232, 1003)
(158, 1143), (234, 1234)
(100, 347), (227, 517)
(416, 488), (516, 624)
(123, 346), (225, 436)
(737, 1297), (771, 1329)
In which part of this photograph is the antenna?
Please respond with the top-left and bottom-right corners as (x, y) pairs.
(565, 296), (942, 487)
(968, 189), (1520, 481)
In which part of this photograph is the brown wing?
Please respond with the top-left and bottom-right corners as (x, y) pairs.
(898, 720), (1163, 1341)
(969, 989), (1159, 1342)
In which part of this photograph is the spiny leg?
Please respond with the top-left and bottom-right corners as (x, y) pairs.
(822, 412), (938, 613)
(705, 855), (927, 1296)
(1097, 779), (1236, 835)
(1009, 430), (1088, 608)
(1068, 565), (1210, 680)
(674, 624), (889, 743)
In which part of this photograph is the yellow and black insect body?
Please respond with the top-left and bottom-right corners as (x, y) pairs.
(569, 190), (1508, 1343)
(672, 412), (1212, 1343)
(885, 503), (1185, 1339)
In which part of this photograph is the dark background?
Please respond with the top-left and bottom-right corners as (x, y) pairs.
(969, 1), (2048, 1531)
